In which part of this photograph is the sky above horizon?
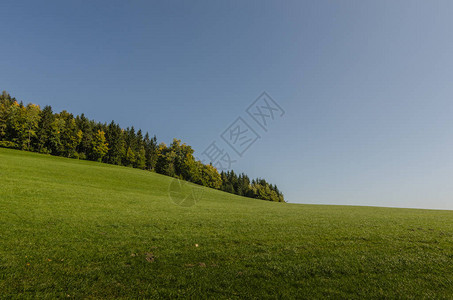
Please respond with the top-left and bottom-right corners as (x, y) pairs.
(2, 1), (453, 209)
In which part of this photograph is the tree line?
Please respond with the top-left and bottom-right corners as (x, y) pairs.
(0, 91), (284, 202)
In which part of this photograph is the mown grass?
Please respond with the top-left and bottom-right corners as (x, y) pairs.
(0, 148), (452, 299)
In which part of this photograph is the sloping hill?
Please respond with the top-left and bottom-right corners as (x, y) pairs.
(1, 148), (452, 298)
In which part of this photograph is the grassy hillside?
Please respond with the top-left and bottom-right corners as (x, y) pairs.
(1, 148), (452, 299)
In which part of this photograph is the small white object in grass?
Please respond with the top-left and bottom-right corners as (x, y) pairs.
(195, 244), (199, 247)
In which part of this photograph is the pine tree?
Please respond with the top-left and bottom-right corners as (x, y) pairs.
(105, 121), (123, 165)
(134, 129), (146, 169)
(36, 105), (55, 153)
(75, 114), (93, 159)
(144, 133), (157, 171)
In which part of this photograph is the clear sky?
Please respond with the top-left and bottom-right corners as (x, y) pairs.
(2, 1), (453, 209)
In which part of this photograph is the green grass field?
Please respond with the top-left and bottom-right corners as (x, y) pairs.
(1, 148), (452, 299)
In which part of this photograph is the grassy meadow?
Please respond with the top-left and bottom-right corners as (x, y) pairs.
(0, 148), (452, 298)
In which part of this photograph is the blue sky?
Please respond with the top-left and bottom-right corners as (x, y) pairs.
(2, 1), (453, 209)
